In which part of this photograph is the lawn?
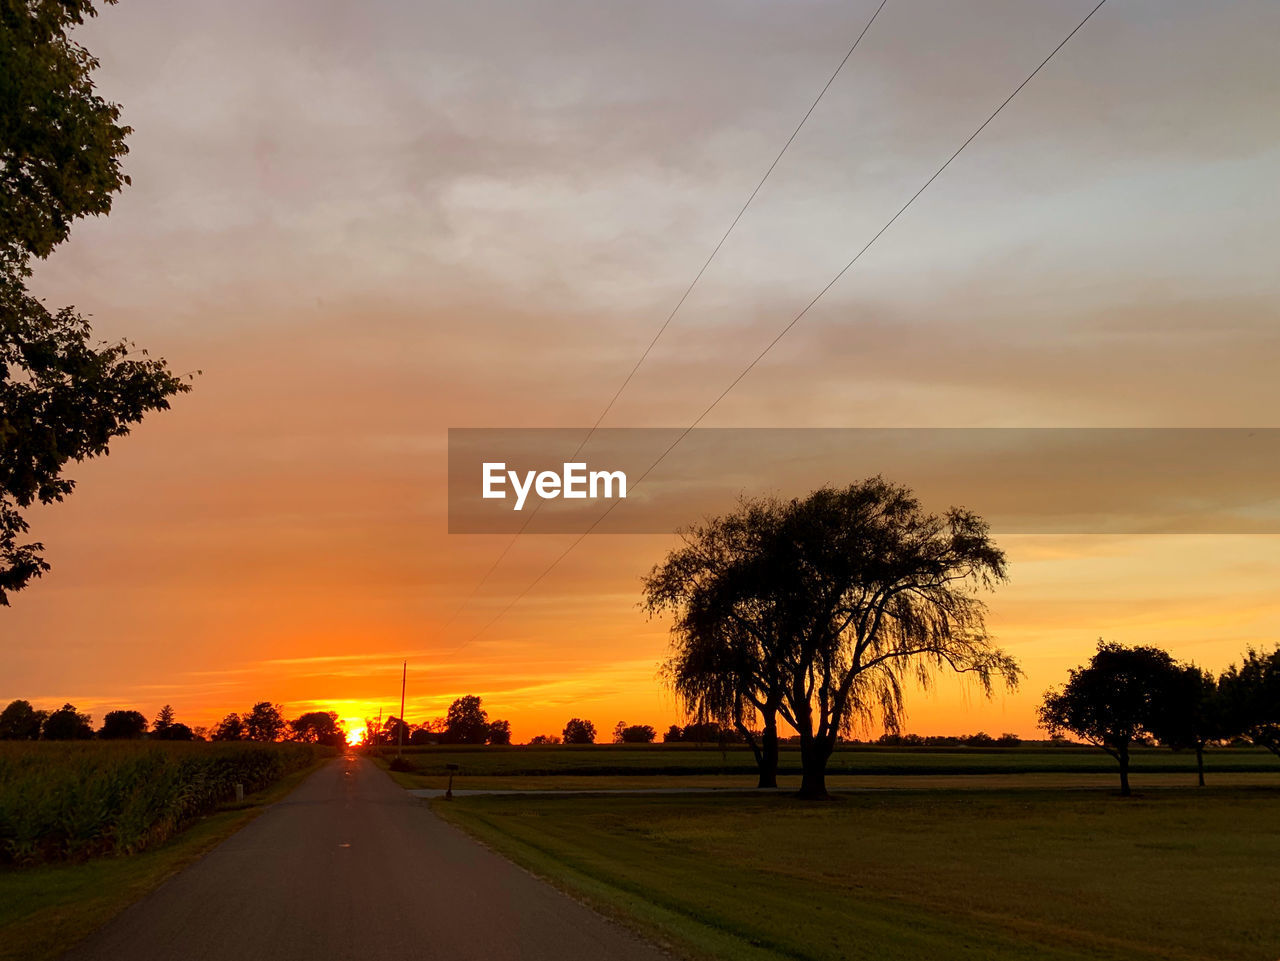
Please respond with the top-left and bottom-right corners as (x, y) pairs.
(435, 787), (1280, 961)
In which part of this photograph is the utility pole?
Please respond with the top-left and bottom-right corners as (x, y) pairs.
(397, 659), (407, 758)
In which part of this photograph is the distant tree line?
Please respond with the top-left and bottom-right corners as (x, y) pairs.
(873, 731), (1022, 747)
(369, 695), (512, 747)
(1040, 641), (1280, 795)
(0, 699), (349, 747)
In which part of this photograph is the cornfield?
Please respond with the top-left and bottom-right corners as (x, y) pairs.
(0, 741), (320, 865)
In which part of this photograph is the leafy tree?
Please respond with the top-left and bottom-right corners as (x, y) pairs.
(98, 709), (147, 739)
(612, 721), (627, 744)
(41, 702), (91, 739)
(0, 698), (46, 739)
(619, 724), (656, 744)
(1039, 641), (1181, 796)
(1149, 665), (1222, 786)
(244, 701), (285, 742)
(211, 712), (245, 741)
(289, 710), (346, 747)
(562, 718), (596, 745)
(1219, 646), (1280, 758)
(646, 498), (789, 787)
(487, 719), (512, 745)
(0, 0), (191, 602)
(662, 725), (682, 743)
(160, 721), (193, 741)
(528, 734), (560, 745)
(152, 704), (176, 736)
(649, 480), (1017, 798)
(444, 695), (490, 745)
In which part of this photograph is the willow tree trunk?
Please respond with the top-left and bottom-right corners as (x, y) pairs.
(798, 733), (832, 799)
(757, 719), (779, 789)
(1118, 750), (1131, 797)
(1195, 744), (1205, 787)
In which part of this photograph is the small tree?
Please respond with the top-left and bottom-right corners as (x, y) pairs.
(1039, 641), (1180, 796)
(1219, 647), (1280, 759)
(41, 703), (92, 740)
(211, 713), (245, 741)
(1149, 665), (1222, 786)
(244, 702), (285, 742)
(612, 721), (627, 744)
(290, 711), (346, 747)
(152, 704), (176, 737)
(562, 718), (596, 744)
(99, 709), (147, 739)
(443, 695), (490, 745)
(620, 724), (657, 744)
(528, 734), (561, 745)
(487, 719), (512, 745)
(0, 699), (47, 739)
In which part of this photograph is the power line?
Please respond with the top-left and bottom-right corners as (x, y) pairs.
(437, 0), (891, 631)
(451, 0), (1109, 649)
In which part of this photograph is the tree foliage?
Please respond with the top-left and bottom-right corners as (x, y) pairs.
(97, 708), (146, 739)
(647, 479), (1018, 797)
(562, 718), (596, 744)
(1039, 641), (1181, 795)
(0, 698), (46, 739)
(0, 0), (191, 602)
(40, 701), (91, 739)
(244, 701), (285, 742)
(289, 710), (346, 747)
(1219, 646), (1280, 757)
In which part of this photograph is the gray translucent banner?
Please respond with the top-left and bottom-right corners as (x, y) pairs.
(448, 428), (1280, 534)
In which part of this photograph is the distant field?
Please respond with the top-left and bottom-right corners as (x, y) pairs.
(436, 787), (1280, 961)
(380, 742), (1279, 778)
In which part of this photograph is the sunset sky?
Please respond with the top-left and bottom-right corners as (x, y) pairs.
(4, 0), (1279, 742)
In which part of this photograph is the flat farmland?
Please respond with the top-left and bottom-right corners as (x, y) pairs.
(435, 787), (1280, 961)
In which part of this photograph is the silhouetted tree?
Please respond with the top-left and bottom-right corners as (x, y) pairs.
(562, 718), (596, 744)
(290, 711), (346, 747)
(646, 498), (789, 787)
(1039, 641), (1180, 796)
(211, 712), (245, 741)
(528, 734), (561, 745)
(1149, 665), (1222, 786)
(1219, 646), (1280, 759)
(649, 480), (1017, 798)
(152, 704), (176, 737)
(0, 699), (46, 739)
(0, 0), (191, 603)
(443, 695), (490, 745)
(98, 709), (147, 739)
(161, 722), (193, 741)
(380, 716), (410, 747)
(487, 719), (512, 745)
(245, 702), (285, 742)
(662, 725), (682, 743)
(619, 724), (657, 744)
(41, 703), (92, 740)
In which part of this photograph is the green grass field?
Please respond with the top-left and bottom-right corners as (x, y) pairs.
(435, 787), (1280, 961)
(380, 742), (1279, 785)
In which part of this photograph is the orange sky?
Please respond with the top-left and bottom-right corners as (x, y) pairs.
(3, 0), (1279, 742)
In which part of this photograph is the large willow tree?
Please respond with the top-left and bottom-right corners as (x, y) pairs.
(645, 478), (1020, 798)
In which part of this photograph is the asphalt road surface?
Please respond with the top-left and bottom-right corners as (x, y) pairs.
(63, 756), (670, 961)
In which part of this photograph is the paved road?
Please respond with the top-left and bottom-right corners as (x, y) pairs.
(64, 756), (670, 961)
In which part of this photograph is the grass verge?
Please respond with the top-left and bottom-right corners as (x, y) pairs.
(0, 757), (327, 961)
(434, 787), (1280, 961)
